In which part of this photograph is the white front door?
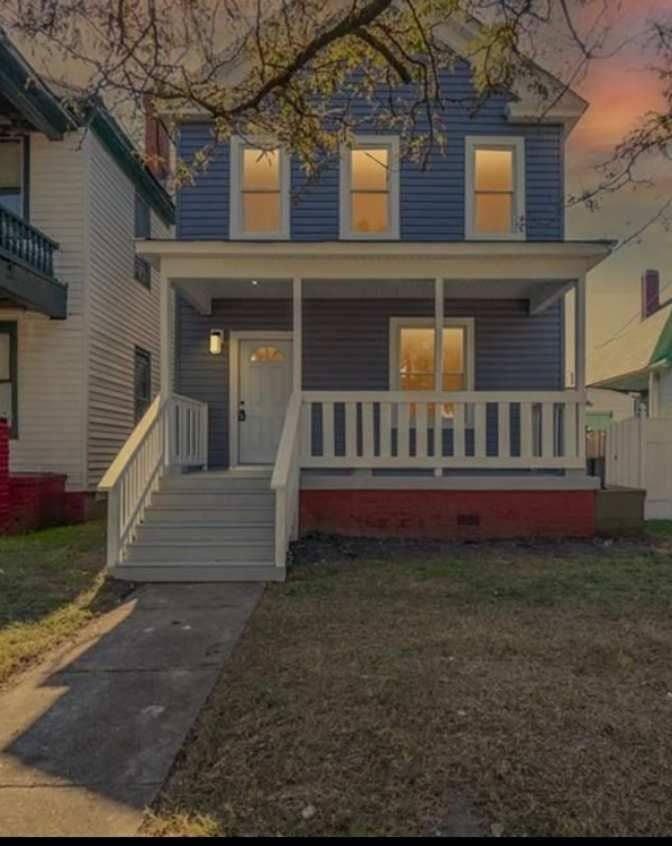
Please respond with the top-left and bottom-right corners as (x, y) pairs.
(238, 339), (293, 465)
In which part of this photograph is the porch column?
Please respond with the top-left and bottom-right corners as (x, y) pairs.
(293, 277), (302, 391)
(434, 277), (444, 477)
(575, 273), (587, 462)
(160, 271), (173, 396)
(574, 274), (586, 393)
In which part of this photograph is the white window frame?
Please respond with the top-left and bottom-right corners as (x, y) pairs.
(465, 136), (526, 241)
(340, 135), (400, 240)
(229, 136), (290, 240)
(388, 317), (476, 391)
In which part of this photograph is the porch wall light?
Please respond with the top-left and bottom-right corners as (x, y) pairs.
(209, 329), (224, 355)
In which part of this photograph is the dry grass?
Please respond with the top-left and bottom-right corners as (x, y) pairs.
(146, 532), (672, 837)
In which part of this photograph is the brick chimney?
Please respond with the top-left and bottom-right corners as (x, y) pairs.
(641, 269), (660, 320)
(143, 95), (170, 183)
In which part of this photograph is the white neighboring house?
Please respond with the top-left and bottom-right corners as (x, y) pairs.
(0, 31), (174, 516)
(590, 269), (672, 519)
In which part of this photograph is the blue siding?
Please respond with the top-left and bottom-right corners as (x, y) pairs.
(177, 61), (565, 242)
(176, 296), (563, 467)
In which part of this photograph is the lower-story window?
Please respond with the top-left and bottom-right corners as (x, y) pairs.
(0, 322), (17, 437)
(389, 317), (474, 416)
(134, 346), (152, 423)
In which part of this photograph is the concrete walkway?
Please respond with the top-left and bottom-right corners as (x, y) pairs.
(0, 582), (263, 836)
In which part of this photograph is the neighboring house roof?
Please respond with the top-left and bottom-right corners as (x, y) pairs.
(0, 29), (174, 226)
(589, 301), (672, 392)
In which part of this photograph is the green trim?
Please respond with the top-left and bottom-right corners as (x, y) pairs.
(0, 29), (174, 226)
(0, 31), (73, 139)
(88, 109), (175, 227)
(650, 310), (672, 366)
(0, 321), (18, 438)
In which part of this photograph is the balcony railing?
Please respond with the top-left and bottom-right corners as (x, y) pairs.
(0, 205), (59, 278)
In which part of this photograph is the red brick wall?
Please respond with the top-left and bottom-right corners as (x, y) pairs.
(0, 419), (9, 531)
(0, 417), (94, 534)
(300, 489), (597, 540)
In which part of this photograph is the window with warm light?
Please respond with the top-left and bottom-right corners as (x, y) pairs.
(230, 138), (289, 238)
(398, 327), (467, 392)
(340, 137), (399, 239)
(390, 319), (473, 419)
(465, 137), (525, 239)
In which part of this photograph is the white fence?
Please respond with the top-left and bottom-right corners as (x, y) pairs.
(606, 416), (672, 519)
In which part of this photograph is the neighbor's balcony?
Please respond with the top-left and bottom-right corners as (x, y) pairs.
(0, 206), (66, 318)
(0, 205), (58, 277)
(299, 390), (586, 471)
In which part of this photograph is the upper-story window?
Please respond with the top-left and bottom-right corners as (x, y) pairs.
(340, 136), (400, 240)
(134, 192), (152, 288)
(0, 140), (24, 219)
(229, 138), (290, 239)
(465, 136), (525, 240)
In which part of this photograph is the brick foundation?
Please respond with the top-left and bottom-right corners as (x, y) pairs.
(300, 489), (597, 540)
(0, 417), (97, 534)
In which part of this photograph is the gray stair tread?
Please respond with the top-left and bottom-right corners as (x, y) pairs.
(123, 559), (275, 567)
(132, 540), (273, 548)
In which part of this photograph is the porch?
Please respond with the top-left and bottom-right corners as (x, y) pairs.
(99, 239), (610, 580)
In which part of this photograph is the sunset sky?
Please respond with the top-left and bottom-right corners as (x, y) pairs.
(560, 0), (672, 374)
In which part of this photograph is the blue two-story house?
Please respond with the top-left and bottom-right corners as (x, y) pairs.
(100, 19), (612, 581)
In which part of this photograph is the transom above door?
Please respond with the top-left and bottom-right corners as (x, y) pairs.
(231, 333), (293, 466)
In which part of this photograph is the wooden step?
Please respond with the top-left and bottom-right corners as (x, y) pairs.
(129, 541), (275, 562)
(144, 506), (275, 524)
(135, 523), (274, 543)
(152, 491), (274, 508)
(111, 562), (285, 583)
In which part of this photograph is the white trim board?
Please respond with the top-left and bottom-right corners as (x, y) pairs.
(300, 474), (600, 491)
(228, 330), (293, 468)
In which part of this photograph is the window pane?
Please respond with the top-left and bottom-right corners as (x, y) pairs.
(443, 328), (464, 373)
(0, 334), (10, 381)
(475, 193), (512, 234)
(243, 192), (280, 232)
(351, 192), (388, 233)
(243, 148), (279, 191)
(475, 148), (513, 192)
(0, 142), (21, 190)
(250, 345), (285, 363)
(400, 328), (434, 377)
(442, 372), (465, 391)
(400, 373), (434, 391)
(351, 148), (388, 190)
(0, 382), (12, 424)
(134, 192), (150, 238)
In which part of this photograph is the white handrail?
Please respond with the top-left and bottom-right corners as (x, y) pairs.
(99, 393), (208, 570)
(271, 391), (302, 569)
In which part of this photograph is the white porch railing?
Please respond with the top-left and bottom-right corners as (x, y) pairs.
(271, 391), (302, 569)
(300, 391), (586, 469)
(98, 393), (208, 569)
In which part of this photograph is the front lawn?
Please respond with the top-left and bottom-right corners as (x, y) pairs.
(0, 519), (128, 686)
(147, 532), (672, 838)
